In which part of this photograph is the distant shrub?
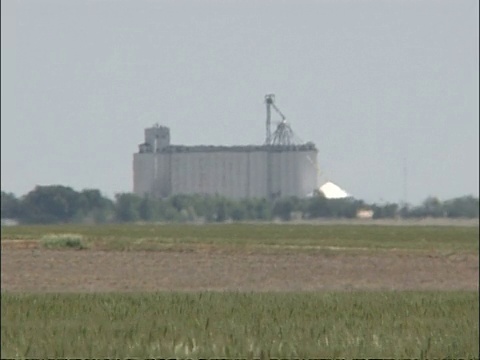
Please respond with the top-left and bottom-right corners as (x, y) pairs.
(41, 233), (88, 250)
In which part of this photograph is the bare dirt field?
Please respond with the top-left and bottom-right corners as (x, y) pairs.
(1, 242), (478, 292)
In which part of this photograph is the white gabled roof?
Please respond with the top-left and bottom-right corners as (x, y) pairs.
(319, 181), (350, 199)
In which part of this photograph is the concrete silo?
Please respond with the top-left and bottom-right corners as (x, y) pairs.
(133, 96), (319, 199)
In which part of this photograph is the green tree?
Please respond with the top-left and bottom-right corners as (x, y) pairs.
(170, 194), (192, 212)
(373, 203), (399, 219)
(21, 185), (83, 224)
(253, 198), (272, 220)
(272, 197), (297, 221)
(78, 189), (113, 223)
(230, 202), (247, 221)
(305, 195), (329, 218)
(422, 197), (444, 217)
(215, 198), (229, 222)
(114, 193), (142, 222)
(1, 191), (21, 219)
(443, 196), (479, 218)
(138, 196), (157, 221)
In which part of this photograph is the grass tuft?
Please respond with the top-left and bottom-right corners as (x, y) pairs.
(41, 234), (88, 250)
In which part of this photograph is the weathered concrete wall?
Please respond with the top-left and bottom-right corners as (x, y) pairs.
(145, 126), (170, 152)
(170, 151), (250, 199)
(133, 153), (155, 197)
(153, 153), (171, 197)
(133, 148), (318, 199)
(248, 151), (268, 198)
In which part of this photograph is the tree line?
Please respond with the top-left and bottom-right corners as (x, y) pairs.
(1, 185), (478, 224)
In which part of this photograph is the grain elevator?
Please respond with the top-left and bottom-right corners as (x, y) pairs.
(133, 95), (319, 200)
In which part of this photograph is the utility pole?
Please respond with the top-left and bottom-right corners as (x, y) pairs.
(402, 157), (408, 206)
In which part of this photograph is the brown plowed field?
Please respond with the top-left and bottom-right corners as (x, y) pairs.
(1, 243), (478, 292)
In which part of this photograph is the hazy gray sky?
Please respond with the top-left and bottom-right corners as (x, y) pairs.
(2, 0), (478, 204)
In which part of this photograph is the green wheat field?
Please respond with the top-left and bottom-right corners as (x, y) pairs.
(1, 223), (478, 252)
(1, 224), (479, 358)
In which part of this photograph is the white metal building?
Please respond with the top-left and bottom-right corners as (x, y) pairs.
(133, 124), (319, 199)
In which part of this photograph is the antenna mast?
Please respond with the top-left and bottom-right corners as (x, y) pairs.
(402, 157), (408, 206)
